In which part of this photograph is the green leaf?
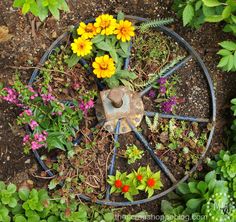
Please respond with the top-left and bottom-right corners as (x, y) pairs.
(222, 6), (232, 19)
(105, 76), (120, 88)
(7, 183), (16, 193)
(219, 41), (236, 51)
(161, 200), (174, 214)
(217, 55), (230, 68)
(195, 1), (202, 11)
(91, 34), (105, 44)
(95, 41), (112, 51)
(58, 0), (70, 12)
(13, 0), (25, 7)
(120, 41), (130, 54)
(217, 49), (232, 56)
(177, 183), (190, 194)
(227, 54), (234, 71)
(205, 171), (216, 183)
(186, 198), (203, 210)
(188, 182), (200, 194)
(116, 70), (137, 80)
(48, 4), (60, 20)
(109, 49), (118, 63)
(197, 181), (208, 194)
(22, 3), (30, 15)
(103, 212), (114, 222)
(65, 54), (80, 68)
(14, 215), (27, 222)
(30, 1), (39, 17)
(117, 11), (125, 21)
(183, 4), (194, 26)
(8, 198), (17, 208)
(234, 51), (236, 69)
(19, 188), (30, 201)
(202, 0), (223, 7)
(37, 0), (49, 21)
(205, 15), (223, 22)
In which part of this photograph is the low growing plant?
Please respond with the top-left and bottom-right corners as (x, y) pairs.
(0, 75), (96, 154)
(172, 0), (236, 72)
(107, 166), (163, 201)
(13, 0), (70, 21)
(0, 181), (116, 221)
(125, 144), (144, 164)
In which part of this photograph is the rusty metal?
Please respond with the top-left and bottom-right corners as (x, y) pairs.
(95, 86), (144, 134)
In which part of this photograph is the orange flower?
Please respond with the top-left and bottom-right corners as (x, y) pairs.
(77, 22), (98, 39)
(114, 20), (135, 42)
(92, 55), (116, 78)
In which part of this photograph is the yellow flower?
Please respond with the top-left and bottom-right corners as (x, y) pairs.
(114, 20), (135, 42)
(71, 37), (92, 57)
(77, 22), (98, 39)
(92, 55), (116, 78)
(94, 14), (117, 35)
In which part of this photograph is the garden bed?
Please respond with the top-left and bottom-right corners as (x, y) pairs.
(0, 0), (236, 217)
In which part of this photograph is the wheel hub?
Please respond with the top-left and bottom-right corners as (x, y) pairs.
(95, 86), (144, 134)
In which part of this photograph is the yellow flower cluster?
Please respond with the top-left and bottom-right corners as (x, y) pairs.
(71, 14), (135, 78)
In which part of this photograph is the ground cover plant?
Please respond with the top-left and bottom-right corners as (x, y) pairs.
(172, 0), (236, 72)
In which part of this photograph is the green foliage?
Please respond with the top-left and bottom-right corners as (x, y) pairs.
(145, 113), (159, 133)
(172, 0), (236, 73)
(161, 150), (236, 221)
(173, 0), (236, 32)
(217, 41), (236, 72)
(231, 98), (236, 152)
(208, 150), (236, 198)
(139, 18), (174, 32)
(125, 144), (144, 164)
(107, 166), (163, 201)
(13, 0), (69, 21)
(0, 181), (115, 221)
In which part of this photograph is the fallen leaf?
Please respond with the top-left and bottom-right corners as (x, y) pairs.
(0, 26), (13, 43)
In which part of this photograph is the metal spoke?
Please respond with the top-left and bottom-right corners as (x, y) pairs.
(145, 111), (209, 123)
(126, 118), (177, 184)
(139, 55), (192, 97)
(105, 120), (121, 200)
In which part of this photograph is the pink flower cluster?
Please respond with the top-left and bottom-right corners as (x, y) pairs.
(29, 120), (39, 130)
(41, 93), (55, 102)
(23, 131), (48, 150)
(79, 99), (94, 114)
(28, 86), (39, 100)
(19, 109), (33, 117)
(1, 87), (22, 106)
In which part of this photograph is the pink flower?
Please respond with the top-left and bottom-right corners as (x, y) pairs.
(34, 133), (47, 142)
(29, 120), (38, 130)
(1, 87), (22, 106)
(85, 100), (94, 109)
(20, 109), (33, 117)
(31, 141), (43, 150)
(41, 93), (55, 102)
(23, 135), (30, 145)
(42, 131), (48, 136)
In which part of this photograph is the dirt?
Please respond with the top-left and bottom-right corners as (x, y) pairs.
(1, 0), (236, 220)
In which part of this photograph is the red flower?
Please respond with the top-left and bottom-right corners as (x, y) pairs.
(147, 178), (155, 188)
(122, 185), (130, 193)
(115, 179), (123, 188)
(136, 174), (143, 181)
